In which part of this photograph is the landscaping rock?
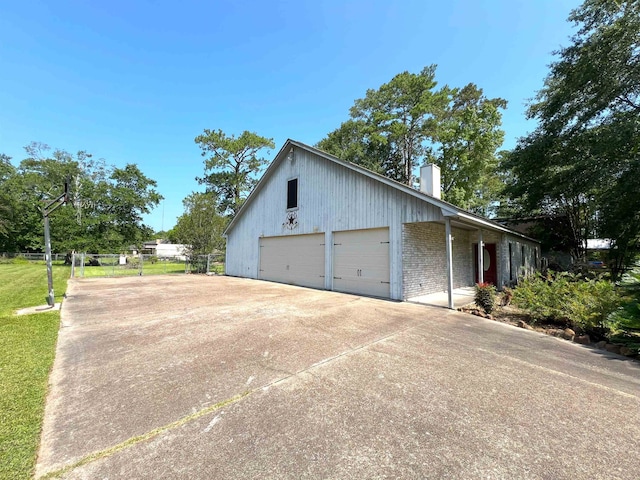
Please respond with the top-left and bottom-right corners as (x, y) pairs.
(595, 340), (607, 350)
(620, 346), (637, 357)
(517, 320), (533, 330)
(573, 334), (591, 345)
(562, 328), (575, 340)
(604, 344), (622, 354)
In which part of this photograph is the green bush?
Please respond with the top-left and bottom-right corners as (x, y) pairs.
(613, 265), (640, 331)
(475, 282), (497, 314)
(512, 271), (620, 333)
(10, 256), (31, 265)
(127, 257), (140, 268)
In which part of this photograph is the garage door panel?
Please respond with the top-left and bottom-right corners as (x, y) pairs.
(332, 276), (390, 298)
(259, 234), (325, 289)
(333, 228), (390, 298)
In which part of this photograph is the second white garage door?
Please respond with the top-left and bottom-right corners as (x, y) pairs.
(333, 228), (390, 298)
(259, 233), (325, 289)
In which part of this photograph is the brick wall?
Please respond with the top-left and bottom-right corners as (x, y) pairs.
(402, 222), (473, 299)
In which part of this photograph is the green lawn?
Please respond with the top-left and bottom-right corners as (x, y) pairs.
(0, 263), (69, 480)
(78, 260), (225, 277)
(80, 261), (188, 277)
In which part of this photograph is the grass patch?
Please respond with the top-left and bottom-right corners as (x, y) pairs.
(78, 261), (225, 277)
(80, 261), (188, 277)
(0, 264), (69, 480)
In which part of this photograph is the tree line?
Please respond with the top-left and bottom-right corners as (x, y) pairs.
(0, 143), (161, 254)
(503, 0), (640, 279)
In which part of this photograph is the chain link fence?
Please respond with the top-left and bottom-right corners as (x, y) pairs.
(69, 253), (225, 278)
(0, 252), (66, 262)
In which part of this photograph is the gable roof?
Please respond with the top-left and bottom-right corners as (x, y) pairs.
(224, 139), (538, 243)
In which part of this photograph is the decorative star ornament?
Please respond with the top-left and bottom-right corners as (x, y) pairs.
(284, 211), (298, 230)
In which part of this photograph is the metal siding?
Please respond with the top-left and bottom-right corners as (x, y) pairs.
(225, 149), (442, 299)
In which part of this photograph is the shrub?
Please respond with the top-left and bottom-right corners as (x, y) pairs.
(512, 271), (621, 333)
(611, 266), (640, 332)
(475, 282), (497, 314)
(11, 256), (31, 265)
(500, 286), (514, 306)
(127, 257), (140, 268)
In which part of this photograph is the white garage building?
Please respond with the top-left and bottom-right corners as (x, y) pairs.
(224, 140), (539, 307)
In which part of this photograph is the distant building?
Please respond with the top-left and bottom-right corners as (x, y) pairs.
(586, 239), (612, 251)
(140, 240), (189, 260)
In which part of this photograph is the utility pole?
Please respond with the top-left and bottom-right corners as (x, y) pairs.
(43, 179), (69, 306)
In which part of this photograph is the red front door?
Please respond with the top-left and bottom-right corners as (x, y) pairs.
(474, 243), (497, 285)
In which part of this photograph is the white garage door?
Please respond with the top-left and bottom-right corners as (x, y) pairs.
(333, 228), (390, 298)
(259, 233), (325, 289)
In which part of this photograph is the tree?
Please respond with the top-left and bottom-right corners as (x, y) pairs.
(171, 192), (226, 255)
(316, 120), (391, 175)
(316, 67), (507, 213)
(0, 154), (15, 237)
(322, 66), (449, 185)
(503, 0), (640, 278)
(107, 164), (163, 249)
(0, 143), (162, 253)
(195, 130), (275, 216)
(427, 84), (507, 213)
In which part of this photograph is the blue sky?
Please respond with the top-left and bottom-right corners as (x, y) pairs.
(0, 0), (580, 231)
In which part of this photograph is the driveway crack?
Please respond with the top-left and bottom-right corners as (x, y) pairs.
(37, 392), (249, 479)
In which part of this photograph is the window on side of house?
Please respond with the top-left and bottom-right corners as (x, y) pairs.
(287, 178), (298, 209)
(521, 245), (526, 267)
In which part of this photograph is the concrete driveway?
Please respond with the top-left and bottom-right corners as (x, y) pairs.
(37, 275), (640, 479)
